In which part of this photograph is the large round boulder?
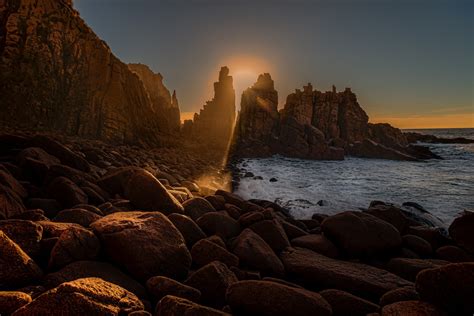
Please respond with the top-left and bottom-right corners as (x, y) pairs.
(47, 177), (88, 208)
(226, 280), (332, 316)
(48, 227), (100, 269)
(12, 278), (144, 315)
(0, 292), (32, 315)
(232, 229), (285, 277)
(146, 276), (201, 302)
(155, 295), (229, 316)
(182, 197), (216, 221)
(381, 300), (447, 316)
(0, 231), (43, 288)
(449, 211), (474, 254)
(43, 261), (147, 298)
(319, 289), (379, 316)
(415, 262), (474, 314)
(196, 212), (240, 239)
(184, 261), (237, 308)
(124, 170), (184, 214)
(91, 211), (191, 281)
(168, 213), (206, 247)
(0, 220), (43, 257)
(291, 234), (339, 258)
(321, 211), (402, 257)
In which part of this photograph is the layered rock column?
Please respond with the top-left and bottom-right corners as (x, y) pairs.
(234, 73), (279, 156)
(187, 67), (236, 148)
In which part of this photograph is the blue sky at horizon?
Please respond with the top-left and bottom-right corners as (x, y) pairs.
(75, 0), (473, 128)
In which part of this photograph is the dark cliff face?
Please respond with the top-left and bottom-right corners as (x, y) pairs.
(234, 76), (437, 161)
(0, 0), (177, 145)
(184, 66), (236, 148)
(128, 63), (181, 133)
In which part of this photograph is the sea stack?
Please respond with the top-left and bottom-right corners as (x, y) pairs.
(185, 67), (236, 148)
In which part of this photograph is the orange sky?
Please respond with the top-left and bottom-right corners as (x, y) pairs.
(371, 113), (474, 129)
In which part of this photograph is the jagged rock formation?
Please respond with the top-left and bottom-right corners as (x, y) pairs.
(0, 0), (178, 145)
(234, 77), (438, 161)
(235, 74), (279, 157)
(128, 64), (181, 133)
(184, 67), (236, 148)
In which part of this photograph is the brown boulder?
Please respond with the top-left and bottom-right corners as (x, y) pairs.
(402, 235), (432, 257)
(435, 245), (474, 262)
(96, 167), (143, 196)
(381, 300), (447, 316)
(416, 263), (474, 314)
(0, 220), (43, 257)
(124, 170), (184, 214)
(320, 289), (379, 316)
(43, 260), (147, 298)
(238, 211), (265, 227)
(0, 291), (32, 315)
(155, 295), (229, 316)
(232, 229), (285, 277)
(379, 286), (420, 306)
(0, 169), (27, 199)
(0, 231), (43, 288)
(215, 190), (246, 209)
(12, 278), (144, 315)
(226, 280), (332, 316)
(205, 195), (226, 210)
(91, 211), (191, 281)
(168, 213), (206, 247)
(449, 211), (474, 254)
(146, 276), (200, 302)
(182, 197), (216, 221)
(53, 208), (102, 227)
(196, 212), (240, 239)
(249, 219), (290, 253)
(321, 211), (402, 257)
(47, 177), (88, 208)
(191, 238), (239, 268)
(48, 227), (100, 269)
(281, 247), (412, 300)
(0, 184), (26, 219)
(291, 234), (339, 258)
(280, 220), (308, 239)
(185, 261), (237, 307)
(29, 135), (90, 172)
(387, 258), (449, 282)
(38, 221), (83, 238)
(365, 205), (410, 233)
(406, 226), (447, 250)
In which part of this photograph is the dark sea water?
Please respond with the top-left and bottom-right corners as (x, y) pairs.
(235, 128), (474, 225)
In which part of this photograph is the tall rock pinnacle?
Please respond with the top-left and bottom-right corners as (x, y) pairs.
(187, 66), (236, 148)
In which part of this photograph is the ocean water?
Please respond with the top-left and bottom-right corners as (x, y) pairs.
(235, 128), (474, 225)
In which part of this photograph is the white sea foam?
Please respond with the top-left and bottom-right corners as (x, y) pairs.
(235, 129), (474, 224)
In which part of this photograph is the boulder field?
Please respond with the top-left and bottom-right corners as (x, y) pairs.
(0, 132), (473, 316)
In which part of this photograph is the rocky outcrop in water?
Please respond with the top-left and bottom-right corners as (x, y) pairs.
(405, 132), (474, 144)
(0, 0), (178, 145)
(234, 74), (279, 157)
(234, 78), (438, 161)
(183, 67), (236, 148)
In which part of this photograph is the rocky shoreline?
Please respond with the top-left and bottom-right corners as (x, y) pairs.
(0, 131), (473, 316)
